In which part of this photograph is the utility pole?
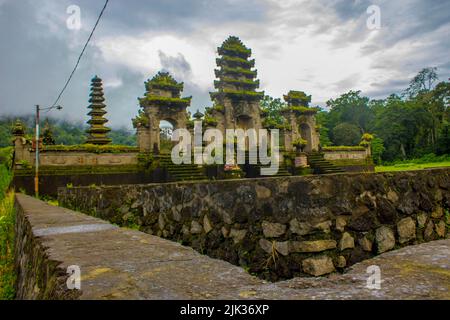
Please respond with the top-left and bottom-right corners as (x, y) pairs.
(34, 104), (62, 197)
(35, 105), (40, 197)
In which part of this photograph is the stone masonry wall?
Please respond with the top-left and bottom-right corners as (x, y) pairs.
(58, 169), (450, 281)
(14, 195), (81, 299)
(38, 151), (138, 167)
(323, 149), (369, 161)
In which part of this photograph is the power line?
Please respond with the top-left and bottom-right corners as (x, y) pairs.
(50, 0), (110, 108)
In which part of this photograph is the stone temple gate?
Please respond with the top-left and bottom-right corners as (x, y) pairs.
(133, 36), (321, 155)
(133, 72), (191, 153)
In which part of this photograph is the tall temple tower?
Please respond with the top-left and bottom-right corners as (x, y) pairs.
(133, 71), (191, 153)
(86, 76), (111, 145)
(208, 36), (264, 136)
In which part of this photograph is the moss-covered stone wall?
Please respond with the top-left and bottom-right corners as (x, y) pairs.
(14, 195), (81, 299)
(58, 169), (449, 281)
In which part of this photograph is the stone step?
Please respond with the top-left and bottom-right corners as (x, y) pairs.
(307, 153), (345, 174)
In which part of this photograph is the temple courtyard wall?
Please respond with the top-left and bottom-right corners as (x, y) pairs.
(37, 151), (139, 166)
(11, 145), (374, 196)
(58, 168), (449, 281)
(323, 148), (373, 172)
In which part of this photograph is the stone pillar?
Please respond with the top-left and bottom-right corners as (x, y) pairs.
(11, 120), (32, 168)
(137, 125), (151, 153)
(283, 112), (300, 153)
(284, 129), (293, 152)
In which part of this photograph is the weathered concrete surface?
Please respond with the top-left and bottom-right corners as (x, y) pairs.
(277, 239), (450, 299)
(15, 194), (450, 300)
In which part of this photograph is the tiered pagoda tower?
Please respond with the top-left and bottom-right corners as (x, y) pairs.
(134, 71), (191, 153)
(208, 36), (264, 136)
(86, 76), (111, 145)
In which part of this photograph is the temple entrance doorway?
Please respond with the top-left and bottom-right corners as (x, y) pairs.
(300, 123), (313, 153)
(159, 120), (175, 153)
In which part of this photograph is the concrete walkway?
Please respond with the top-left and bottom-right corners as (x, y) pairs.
(15, 194), (450, 300)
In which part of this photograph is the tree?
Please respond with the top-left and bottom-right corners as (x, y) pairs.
(326, 90), (374, 136)
(0, 122), (12, 148)
(315, 111), (332, 146)
(260, 95), (287, 127)
(405, 67), (438, 98)
(331, 122), (361, 146)
(108, 127), (137, 146)
(42, 119), (56, 145)
(372, 94), (433, 160)
(436, 122), (450, 155)
(370, 136), (385, 164)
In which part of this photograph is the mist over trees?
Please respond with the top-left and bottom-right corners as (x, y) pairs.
(0, 116), (136, 147)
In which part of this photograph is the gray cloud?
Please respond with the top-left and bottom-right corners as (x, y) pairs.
(0, 0), (449, 129)
(332, 73), (362, 91)
(364, 78), (411, 99)
(159, 51), (192, 80)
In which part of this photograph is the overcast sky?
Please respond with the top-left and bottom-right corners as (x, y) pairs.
(0, 0), (449, 129)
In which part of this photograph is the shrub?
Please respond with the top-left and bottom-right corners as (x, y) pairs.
(0, 164), (15, 299)
(0, 147), (13, 169)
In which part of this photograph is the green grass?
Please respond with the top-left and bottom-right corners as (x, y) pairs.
(376, 161), (450, 172)
(0, 164), (15, 299)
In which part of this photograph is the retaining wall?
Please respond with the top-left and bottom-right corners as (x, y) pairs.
(58, 169), (450, 281)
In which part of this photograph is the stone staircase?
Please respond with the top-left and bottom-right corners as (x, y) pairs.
(245, 152), (292, 177)
(307, 152), (345, 174)
(158, 154), (207, 182)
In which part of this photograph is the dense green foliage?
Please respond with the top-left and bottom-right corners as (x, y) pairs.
(0, 116), (137, 148)
(315, 111), (332, 147)
(260, 95), (287, 128)
(291, 68), (449, 163)
(331, 122), (361, 146)
(108, 128), (138, 146)
(0, 147), (13, 170)
(0, 163), (15, 300)
(319, 68), (449, 162)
